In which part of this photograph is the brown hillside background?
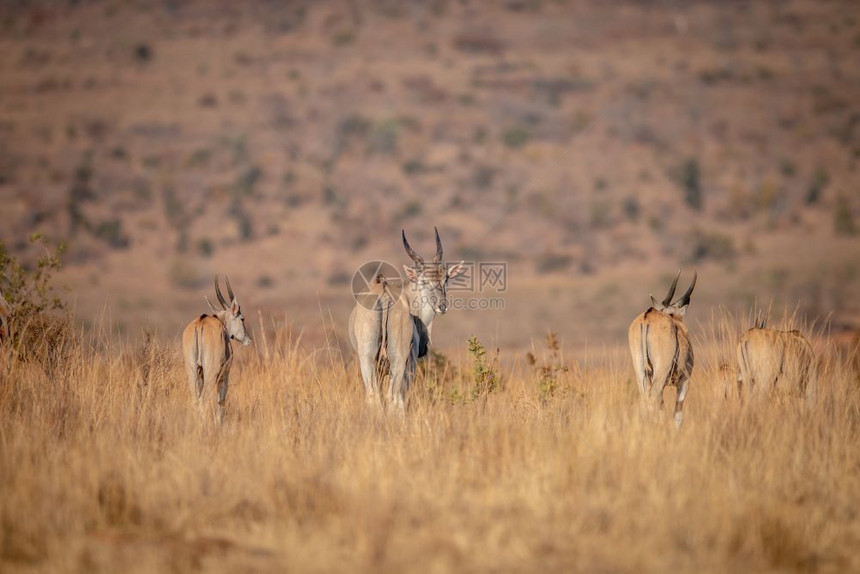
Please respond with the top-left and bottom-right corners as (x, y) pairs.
(5, 3), (860, 573)
(1, 0), (859, 350)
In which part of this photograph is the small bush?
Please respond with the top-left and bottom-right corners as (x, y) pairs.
(679, 158), (703, 211)
(369, 119), (400, 155)
(757, 178), (783, 213)
(468, 336), (499, 402)
(322, 185), (340, 206)
(0, 234), (65, 314)
(257, 275), (275, 289)
(196, 238), (214, 258)
(94, 219), (130, 249)
(197, 93), (218, 108)
(0, 236), (69, 367)
(685, 228), (736, 263)
(453, 30), (505, 54)
(187, 148), (211, 167)
(806, 168), (829, 205)
(332, 30), (355, 46)
(779, 158), (796, 178)
(623, 196), (641, 221)
(589, 200), (612, 228)
(163, 187), (185, 229)
(402, 159), (426, 175)
(527, 332), (571, 403)
(502, 126), (531, 149)
(168, 258), (207, 290)
(134, 43), (152, 63)
(339, 115), (371, 139)
(398, 200), (423, 220)
(235, 166), (262, 197)
(233, 208), (254, 242)
(834, 196), (856, 236)
(535, 253), (572, 275)
(472, 166), (496, 190)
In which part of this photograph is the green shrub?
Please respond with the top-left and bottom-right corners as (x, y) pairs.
(527, 332), (570, 403)
(535, 253), (572, 274)
(806, 168), (829, 205)
(502, 126), (531, 149)
(679, 158), (703, 211)
(623, 196), (641, 221)
(369, 119), (400, 155)
(94, 219), (130, 249)
(834, 196), (856, 236)
(468, 336), (499, 401)
(0, 236), (69, 366)
(0, 235), (65, 314)
(196, 238), (214, 258)
(685, 228), (736, 263)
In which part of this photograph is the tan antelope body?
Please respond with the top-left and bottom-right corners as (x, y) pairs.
(182, 277), (251, 423)
(0, 288), (11, 344)
(628, 271), (697, 426)
(736, 321), (817, 402)
(348, 228), (463, 410)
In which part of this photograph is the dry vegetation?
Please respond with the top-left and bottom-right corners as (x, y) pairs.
(0, 0), (858, 345)
(1, 0), (860, 570)
(2, 313), (859, 573)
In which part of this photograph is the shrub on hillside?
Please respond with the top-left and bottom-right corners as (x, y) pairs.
(685, 228), (736, 263)
(0, 235), (72, 371)
(834, 196), (856, 236)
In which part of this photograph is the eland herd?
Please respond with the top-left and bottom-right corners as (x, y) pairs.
(0, 230), (822, 427)
(171, 228), (822, 427)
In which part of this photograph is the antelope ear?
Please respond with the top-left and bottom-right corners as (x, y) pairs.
(650, 295), (662, 310)
(403, 265), (419, 282)
(673, 304), (689, 317)
(230, 300), (240, 315)
(447, 261), (466, 278)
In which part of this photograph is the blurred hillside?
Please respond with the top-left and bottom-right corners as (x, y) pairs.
(0, 0), (858, 350)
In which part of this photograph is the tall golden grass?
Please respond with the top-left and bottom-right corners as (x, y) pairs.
(1, 311), (858, 573)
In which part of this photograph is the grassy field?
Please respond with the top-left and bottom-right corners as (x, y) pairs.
(1, 1), (859, 570)
(1, 312), (858, 573)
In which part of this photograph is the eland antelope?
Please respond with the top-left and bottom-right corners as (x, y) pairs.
(182, 276), (251, 423)
(736, 319), (817, 403)
(348, 228), (464, 410)
(0, 288), (11, 344)
(628, 271), (697, 427)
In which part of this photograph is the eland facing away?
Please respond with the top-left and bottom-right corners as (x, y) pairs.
(736, 318), (817, 403)
(628, 271), (697, 427)
(348, 228), (464, 411)
(182, 276), (252, 423)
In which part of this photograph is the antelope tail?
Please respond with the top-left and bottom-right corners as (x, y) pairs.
(670, 323), (681, 381)
(194, 323), (204, 369)
(379, 279), (391, 363)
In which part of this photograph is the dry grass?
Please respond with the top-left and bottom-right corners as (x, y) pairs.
(1, 313), (859, 573)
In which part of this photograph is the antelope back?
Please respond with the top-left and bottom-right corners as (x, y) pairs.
(737, 328), (816, 397)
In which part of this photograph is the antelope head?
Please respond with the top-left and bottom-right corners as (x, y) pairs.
(402, 227), (465, 316)
(649, 270), (697, 318)
(205, 276), (252, 346)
